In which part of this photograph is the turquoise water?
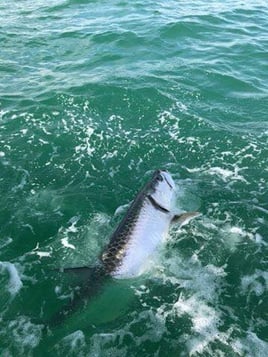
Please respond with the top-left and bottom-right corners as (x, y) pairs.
(0, 0), (268, 355)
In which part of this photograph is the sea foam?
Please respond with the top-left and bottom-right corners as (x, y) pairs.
(0, 261), (23, 296)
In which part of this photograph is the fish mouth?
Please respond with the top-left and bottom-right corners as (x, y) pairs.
(159, 170), (175, 190)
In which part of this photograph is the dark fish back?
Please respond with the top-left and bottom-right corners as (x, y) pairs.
(101, 178), (153, 273)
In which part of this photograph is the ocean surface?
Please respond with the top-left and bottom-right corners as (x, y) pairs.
(0, 0), (267, 356)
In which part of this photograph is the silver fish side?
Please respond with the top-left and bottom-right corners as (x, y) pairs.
(101, 169), (176, 277)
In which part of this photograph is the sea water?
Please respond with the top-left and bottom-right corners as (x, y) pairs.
(0, 0), (267, 356)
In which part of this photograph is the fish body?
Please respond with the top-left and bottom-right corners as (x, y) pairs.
(52, 170), (199, 324)
(102, 170), (177, 278)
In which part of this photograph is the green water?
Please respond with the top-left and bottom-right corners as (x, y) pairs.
(0, 0), (268, 355)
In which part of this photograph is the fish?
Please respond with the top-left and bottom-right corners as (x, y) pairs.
(101, 169), (199, 278)
(51, 170), (199, 324)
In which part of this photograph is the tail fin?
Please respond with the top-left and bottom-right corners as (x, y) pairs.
(49, 265), (107, 327)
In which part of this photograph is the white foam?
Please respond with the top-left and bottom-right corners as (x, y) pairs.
(66, 216), (80, 233)
(90, 331), (127, 357)
(89, 309), (166, 355)
(61, 238), (76, 250)
(22, 223), (35, 234)
(253, 205), (268, 215)
(6, 316), (43, 354)
(87, 250), (227, 356)
(101, 150), (118, 160)
(229, 226), (244, 235)
(225, 225), (250, 250)
(60, 330), (86, 352)
(0, 261), (23, 296)
(207, 166), (247, 183)
(153, 253), (228, 355)
(94, 213), (110, 224)
(183, 166), (203, 173)
(54, 285), (73, 300)
(232, 331), (268, 357)
(11, 169), (30, 192)
(74, 125), (95, 158)
(54, 212), (110, 268)
(175, 294), (225, 356)
(39, 138), (49, 145)
(206, 222), (253, 252)
(36, 251), (51, 258)
(255, 233), (267, 246)
(0, 236), (13, 249)
(58, 217), (81, 250)
(30, 242), (52, 258)
(241, 270), (268, 297)
(164, 255), (227, 303)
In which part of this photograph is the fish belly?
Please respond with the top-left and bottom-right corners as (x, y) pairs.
(112, 202), (171, 278)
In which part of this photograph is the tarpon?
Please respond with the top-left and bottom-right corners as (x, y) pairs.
(52, 170), (199, 323)
(101, 169), (199, 278)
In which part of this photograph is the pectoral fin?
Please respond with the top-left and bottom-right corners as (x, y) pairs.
(172, 211), (201, 226)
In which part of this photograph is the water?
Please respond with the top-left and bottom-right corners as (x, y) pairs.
(0, 0), (267, 355)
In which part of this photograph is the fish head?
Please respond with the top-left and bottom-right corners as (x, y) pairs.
(150, 170), (176, 211)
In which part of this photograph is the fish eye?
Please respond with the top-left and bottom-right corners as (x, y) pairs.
(157, 174), (163, 181)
